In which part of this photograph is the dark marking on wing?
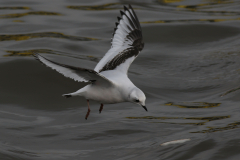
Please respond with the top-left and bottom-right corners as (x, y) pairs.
(100, 5), (144, 73)
(99, 47), (139, 72)
(111, 5), (144, 51)
(34, 53), (97, 74)
(127, 29), (144, 51)
(33, 53), (108, 83)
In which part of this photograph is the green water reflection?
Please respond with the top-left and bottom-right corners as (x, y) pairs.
(221, 87), (240, 97)
(4, 49), (54, 57)
(126, 115), (230, 126)
(67, 3), (122, 11)
(157, 0), (234, 11)
(142, 17), (240, 24)
(158, 0), (184, 3)
(192, 121), (240, 133)
(0, 11), (61, 19)
(165, 102), (221, 109)
(0, 32), (98, 42)
(126, 113), (235, 133)
(0, 7), (30, 10)
(177, 0), (233, 11)
(12, 20), (24, 22)
(4, 49), (99, 63)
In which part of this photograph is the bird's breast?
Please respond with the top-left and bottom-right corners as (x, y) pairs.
(85, 85), (125, 104)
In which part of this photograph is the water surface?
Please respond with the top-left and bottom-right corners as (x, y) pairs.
(1, 0), (240, 159)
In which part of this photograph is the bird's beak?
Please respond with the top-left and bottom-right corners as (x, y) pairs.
(142, 105), (148, 112)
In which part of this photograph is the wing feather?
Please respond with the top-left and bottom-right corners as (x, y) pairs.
(33, 53), (113, 86)
(94, 4), (144, 74)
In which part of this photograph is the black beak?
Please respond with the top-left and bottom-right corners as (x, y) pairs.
(142, 105), (148, 112)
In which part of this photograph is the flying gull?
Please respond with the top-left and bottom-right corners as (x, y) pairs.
(33, 5), (146, 119)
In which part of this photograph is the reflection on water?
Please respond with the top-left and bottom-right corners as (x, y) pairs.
(206, 0), (233, 2)
(12, 20), (24, 22)
(177, 1), (233, 12)
(126, 115), (230, 126)
(192, 121), (240, 133)
(3, 49), (55, 57)
(165, 102), (221, 109)
(0, 11), (61, 19)
(126, 116), (179, 120)
(0, 32), (98, 42)
(177, 0), (233, 10)
(0, 7), (30, 10)
(4, 49), (99, 63)
(158, 0), (233, 4)
(142, 17), (240, 23)
(143, 0), (240, 24)
(67, 3), (121, 11)
(161, 139), (191, 146)
(158, 0), (184, 3)
(221, 86), (240, 97)
(157, 0), (238, 17)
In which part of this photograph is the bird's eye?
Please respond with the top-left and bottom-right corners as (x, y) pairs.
(135, 99), (139, 102)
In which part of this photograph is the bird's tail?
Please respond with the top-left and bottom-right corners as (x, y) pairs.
(62, 88), (86, 98)
(62, 94), (72, 98)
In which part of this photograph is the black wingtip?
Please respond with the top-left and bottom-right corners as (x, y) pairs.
(112, 28), (117, 36)
(63, 94), (72, 98)
(128, 4), (133, 10)
(115, 22), (119, 27)
(120, 10), (125, 16)
(124, 5), (128, 11)
(117, 16), (121, 22)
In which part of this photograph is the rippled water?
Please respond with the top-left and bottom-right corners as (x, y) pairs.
(1, 0), (240, 159)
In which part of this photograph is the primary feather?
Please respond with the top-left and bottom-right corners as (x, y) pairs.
(33, 53), (113, 87)
(94, 4), (144, 74)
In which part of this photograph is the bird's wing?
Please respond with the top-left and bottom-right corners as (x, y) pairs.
(33, 53), (113, 86)
(94, 5), (144, 74)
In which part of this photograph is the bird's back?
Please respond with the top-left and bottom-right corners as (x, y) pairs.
(101, 70), (135, 89)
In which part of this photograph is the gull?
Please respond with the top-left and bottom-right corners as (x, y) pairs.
(33, 5), (146, 119)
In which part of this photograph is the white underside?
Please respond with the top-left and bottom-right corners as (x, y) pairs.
(67, 70), (135, 104)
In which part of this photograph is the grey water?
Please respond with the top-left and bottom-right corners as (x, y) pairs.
(0, 0), (240, 159)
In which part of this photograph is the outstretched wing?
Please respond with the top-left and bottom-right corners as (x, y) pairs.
(94, 5), (144, 74)
(33, 53), (113, 86)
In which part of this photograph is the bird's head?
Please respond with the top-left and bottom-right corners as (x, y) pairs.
(129, 87), (147, 111)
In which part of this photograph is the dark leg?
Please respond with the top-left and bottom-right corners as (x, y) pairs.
(85, 100), (91, 120)
(99, 104), (104, 113)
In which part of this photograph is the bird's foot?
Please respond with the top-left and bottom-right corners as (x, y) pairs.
(85, 109), (91, 120)
(99, 104), (103, 114)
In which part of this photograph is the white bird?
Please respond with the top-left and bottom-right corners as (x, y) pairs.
(33, 5), (146, 119)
